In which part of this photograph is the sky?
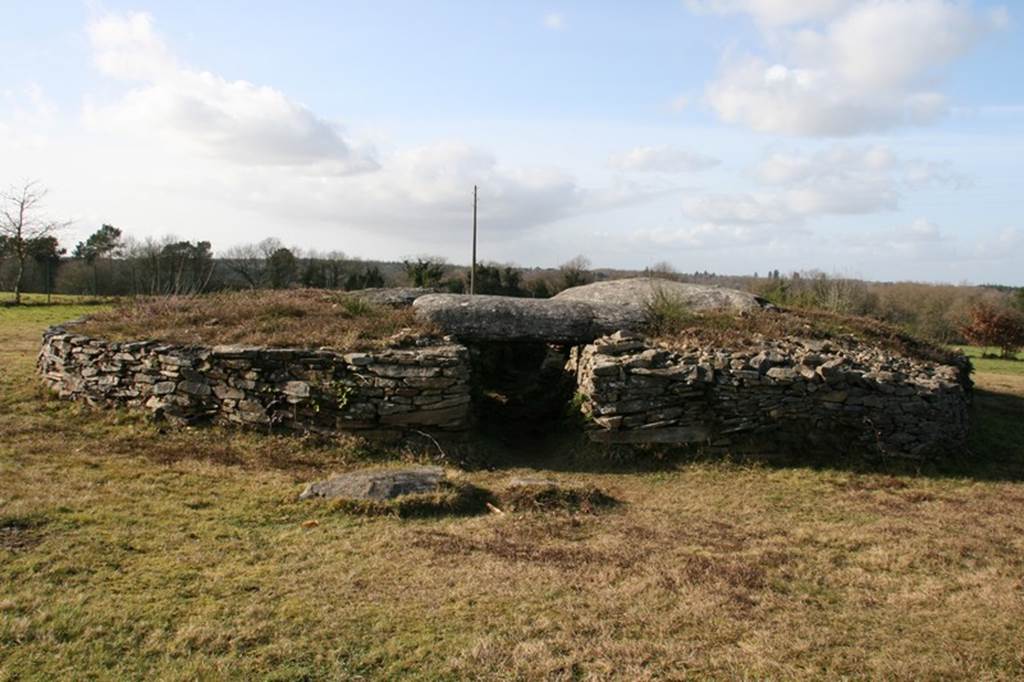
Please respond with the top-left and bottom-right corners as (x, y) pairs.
(1, 0), (1022, 284)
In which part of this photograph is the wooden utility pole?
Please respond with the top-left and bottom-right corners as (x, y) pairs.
(470, 185), (478, 295)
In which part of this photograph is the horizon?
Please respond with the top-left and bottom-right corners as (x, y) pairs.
(2, 1), (1023, 285)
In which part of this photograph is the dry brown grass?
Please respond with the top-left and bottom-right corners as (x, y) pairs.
(3, 305), (1024, 679)
(657, 307), (963, 365)
(498, 481), (618, 514)
(73, 289), (437, 349)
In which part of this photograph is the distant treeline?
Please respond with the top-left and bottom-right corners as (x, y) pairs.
(2, 226), (1023, 346)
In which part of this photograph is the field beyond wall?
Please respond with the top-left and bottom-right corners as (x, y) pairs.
(2, 302), (1023, 680)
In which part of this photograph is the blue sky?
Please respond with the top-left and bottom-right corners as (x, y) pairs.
(2, 0), (1022, 283)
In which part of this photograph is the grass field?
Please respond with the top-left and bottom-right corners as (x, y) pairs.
(2, 304), (1023, 680)
(957, 345), (1024, 375)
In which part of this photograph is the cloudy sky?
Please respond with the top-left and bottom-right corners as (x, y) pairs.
(2, 1), (1022, 283)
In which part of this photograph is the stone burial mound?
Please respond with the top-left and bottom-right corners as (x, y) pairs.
(412, 279), (768, 344)
(38, 279), (972, 461)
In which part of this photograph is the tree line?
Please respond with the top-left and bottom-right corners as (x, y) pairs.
(0, 181), (596, 301)
(3, 180), (1022, 354)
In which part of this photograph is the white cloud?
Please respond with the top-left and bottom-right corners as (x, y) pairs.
(0, 84), (57, 149)
(609, 145), (719, 173)
(755, 145), (968, 190)
(682, 193), (791, 224)
(688, 0), (856, 26)
(85, 12), (375, 173)
(543, 13), (565, 30)
(88, 11), (176, 81)
(903, 218), (943, 243)
(973, 228), (1023, 260)
(844, 218), (945, 248)
(698, 0), (1007, 135)
(633, 223), (769, 249)
(70, 12), (639, 243)
(682, 144), (963, 227)
(669, 95), (689, 112)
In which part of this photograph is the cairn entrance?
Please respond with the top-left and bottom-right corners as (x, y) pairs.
(469, 341), (577, 444)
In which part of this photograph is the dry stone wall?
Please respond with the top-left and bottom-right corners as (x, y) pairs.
(571, 331), (971, 459)
(38, 316), (973, 461)
(38, 324), (472, 437)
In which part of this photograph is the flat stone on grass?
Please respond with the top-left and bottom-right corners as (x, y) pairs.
(299, 465), (446, 501)
(300, 466), (492, 518)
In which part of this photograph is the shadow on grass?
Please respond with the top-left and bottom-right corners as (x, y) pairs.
(948, 388), (1024, 481)
(451, 387), (1024, 483)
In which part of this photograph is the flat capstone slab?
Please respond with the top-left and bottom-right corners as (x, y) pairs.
(412, 278), (770, 344)
(299, 466), (446, 501)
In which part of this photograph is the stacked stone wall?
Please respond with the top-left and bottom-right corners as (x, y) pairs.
(572, 331), (971, 459)
(38, 325), (471, 437)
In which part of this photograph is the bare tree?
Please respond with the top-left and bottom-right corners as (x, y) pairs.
(222, 238), (283, 289)
(1, 181), (69, 304)
(558, 255), (592, 291)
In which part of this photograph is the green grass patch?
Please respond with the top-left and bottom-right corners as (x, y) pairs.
(955, 345), (1024, 375)
(0, 292), (119, 307)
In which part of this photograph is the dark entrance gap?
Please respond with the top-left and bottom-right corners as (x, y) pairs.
(468, 341), (578, 445)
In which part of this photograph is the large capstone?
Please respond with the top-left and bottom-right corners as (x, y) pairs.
(413, 294), (630, 344)
(553, 278), (767, 313)
(413, 278), (768, 344)
(299, 466), (446, 501)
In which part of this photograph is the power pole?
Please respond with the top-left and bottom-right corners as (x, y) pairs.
(470, 185), (478, 295)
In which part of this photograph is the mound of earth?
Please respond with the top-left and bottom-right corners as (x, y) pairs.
(413, 278), (767, 344)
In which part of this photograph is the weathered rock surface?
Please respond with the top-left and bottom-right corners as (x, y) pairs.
(554, 278), (767, 314)
(351, 287), (435, 307)
(414, 278), (767, 344)
(299, 466), (446, 501)
(413, 294), (633, 343)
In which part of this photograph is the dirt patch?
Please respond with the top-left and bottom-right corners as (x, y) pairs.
(0, 515), (46, 553)
(412, 529), (613, 569)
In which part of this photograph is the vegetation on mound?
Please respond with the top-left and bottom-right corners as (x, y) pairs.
(327, 481), (492, 518)
(499, 482), (618, 514)
(651, 305), (964, 366)
(73, 289), (438, 350)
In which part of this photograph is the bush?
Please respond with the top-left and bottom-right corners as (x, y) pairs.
(642, 286), (694, 336)
(959, 303), (1024, 358)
